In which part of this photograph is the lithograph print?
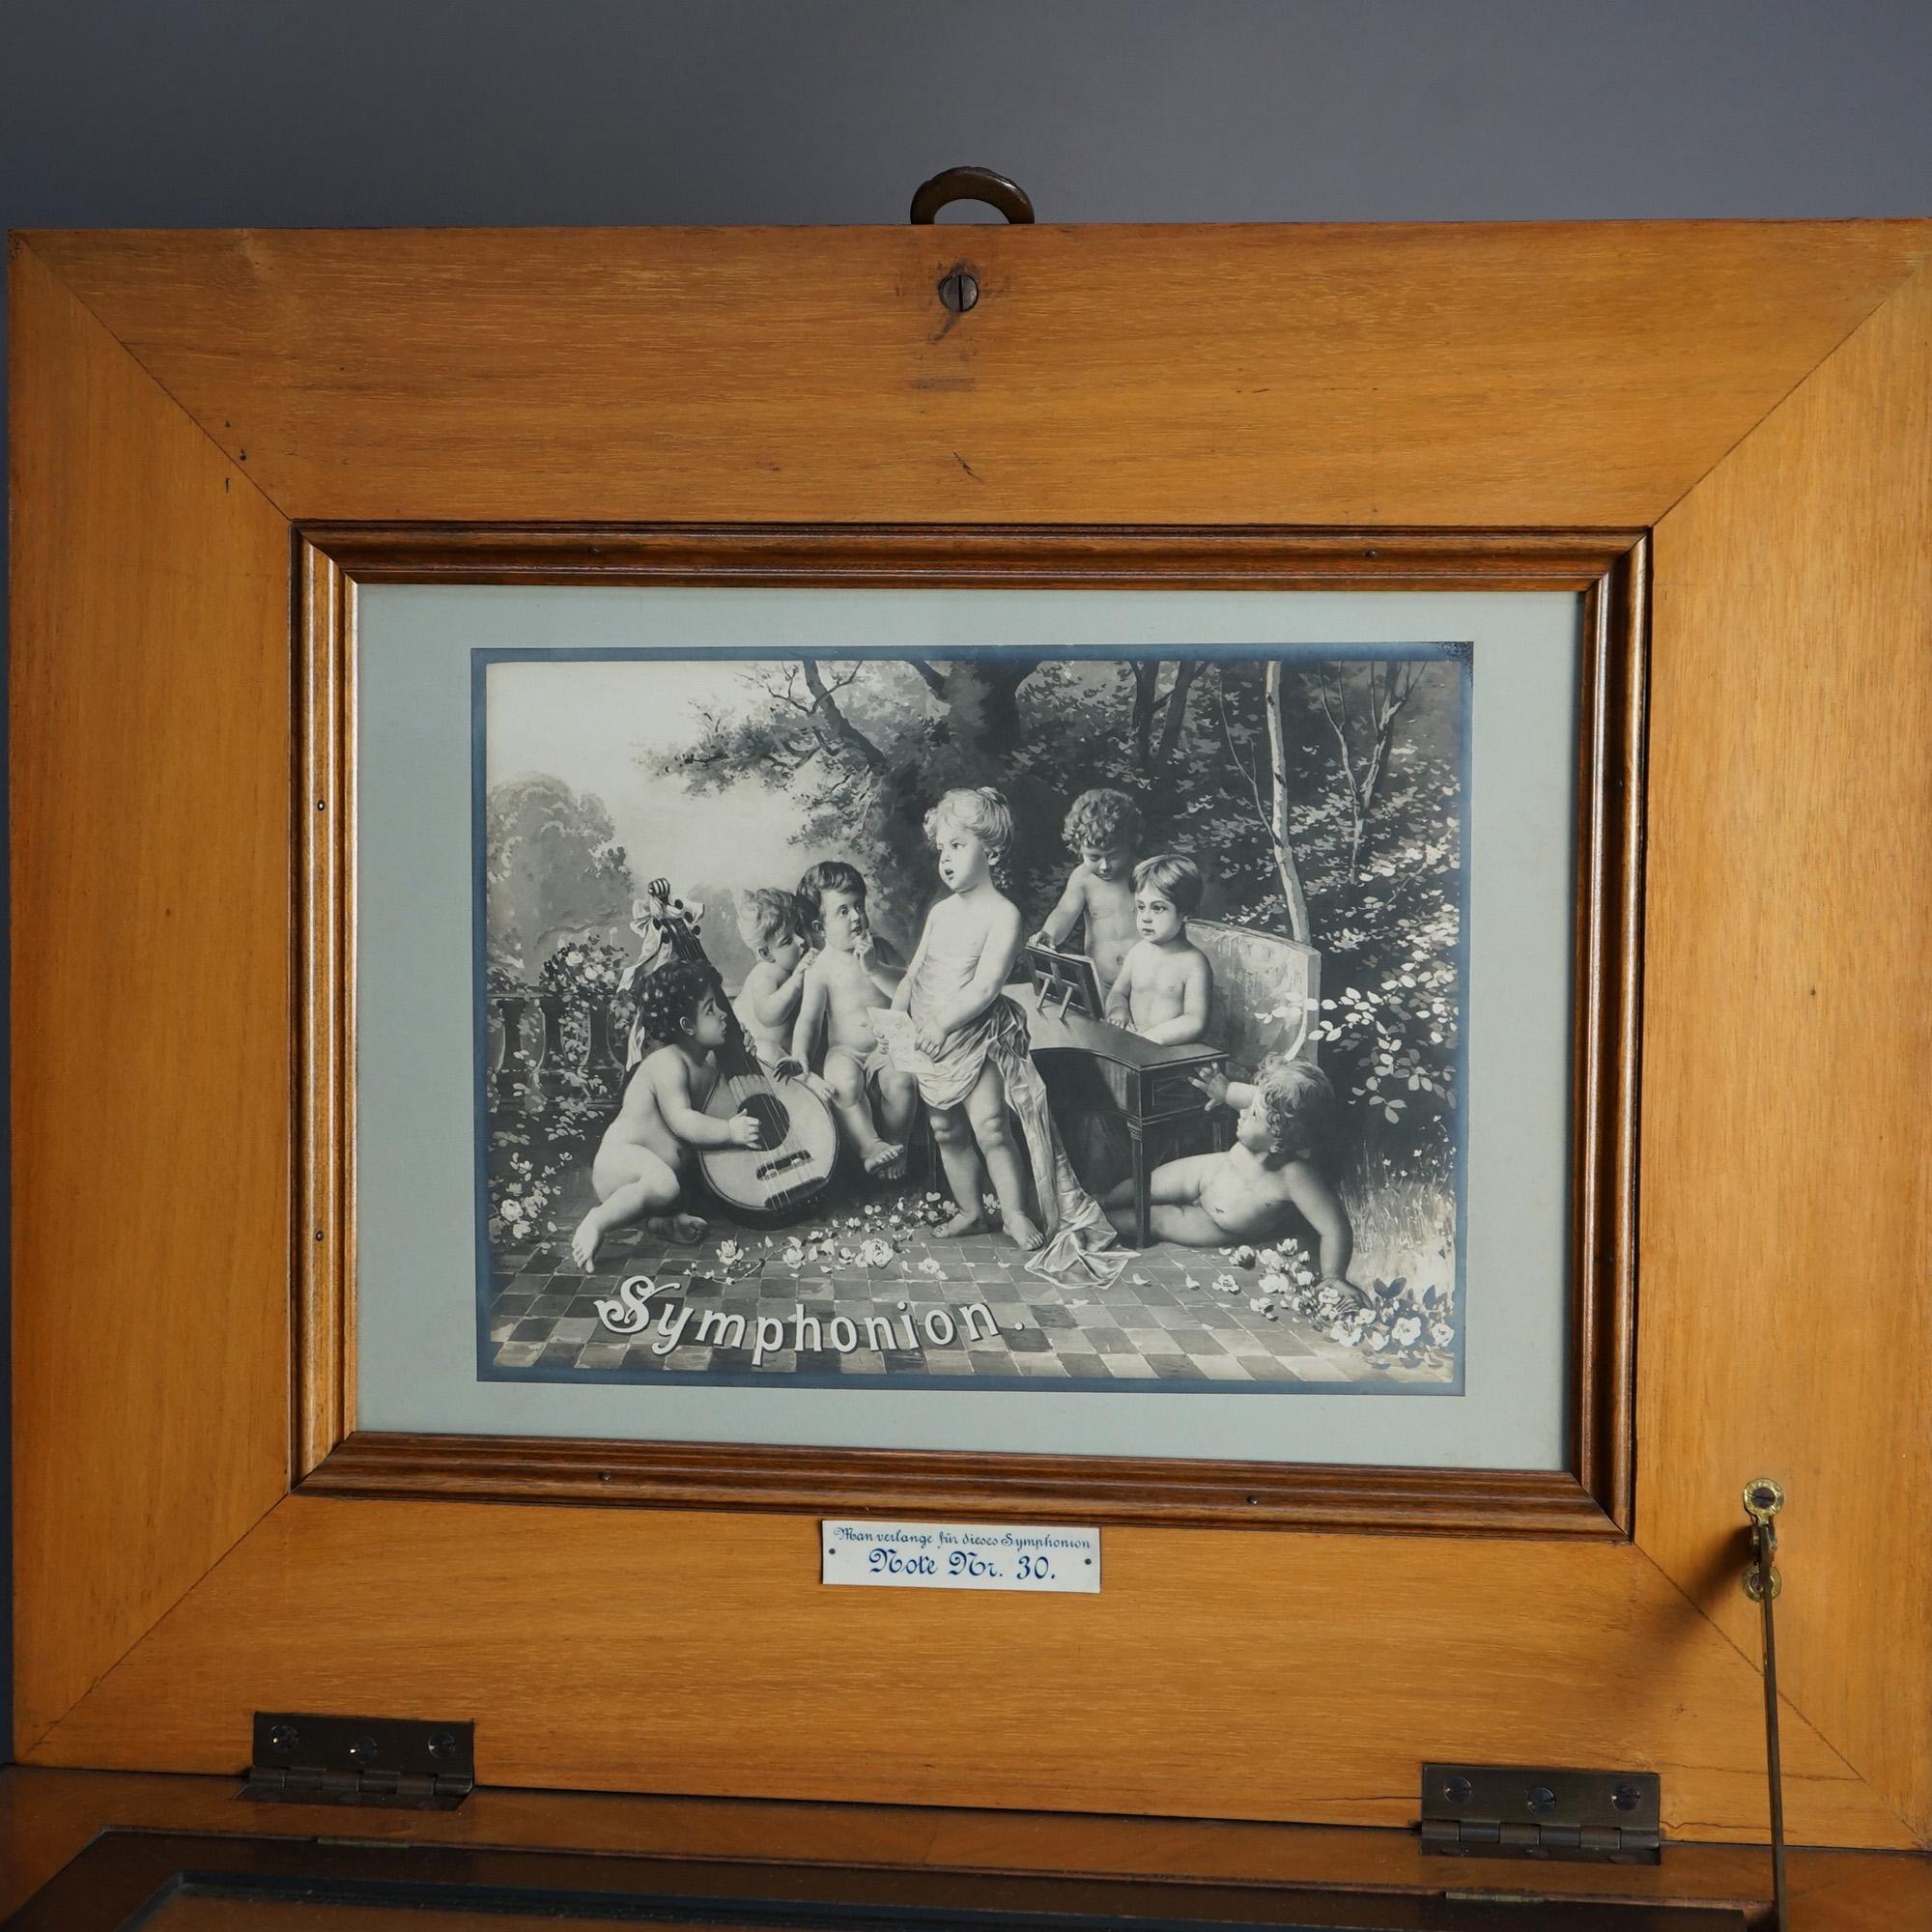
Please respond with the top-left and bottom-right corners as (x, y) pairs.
(476, 643), (1467, 1392)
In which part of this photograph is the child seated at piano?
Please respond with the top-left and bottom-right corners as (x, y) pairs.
(1103, 1057), (1355, 1292)
(1103, 852), (1213, 1045)
(1029, 786), (1144, 1001)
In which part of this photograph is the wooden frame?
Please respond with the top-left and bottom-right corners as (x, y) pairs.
(292, 526), (1644, 1537)
(11, 221), (1930, 1853)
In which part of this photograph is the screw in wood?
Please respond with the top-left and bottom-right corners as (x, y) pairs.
(937, 269), (980, 314)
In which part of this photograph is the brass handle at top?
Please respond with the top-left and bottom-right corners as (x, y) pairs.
(909, 166), (1036, 226)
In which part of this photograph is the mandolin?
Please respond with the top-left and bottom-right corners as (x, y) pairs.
(628, 878), (840, 1225)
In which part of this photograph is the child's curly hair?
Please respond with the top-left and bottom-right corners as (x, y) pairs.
(631, 958), (721, 1051)
(1132, 851), (1204, 920)
(796, 859), (868, 921)
(1064, 786), (1142, 853)
(1254, 1057), (1336, 1159)
(923, 785), (1014, 863)
(738, 885), (809, 953)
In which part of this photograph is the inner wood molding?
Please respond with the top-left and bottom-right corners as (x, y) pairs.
(294, 528), (1645, 1538)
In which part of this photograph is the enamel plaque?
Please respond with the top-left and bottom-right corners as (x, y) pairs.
(821, 1520), (1101, 1593)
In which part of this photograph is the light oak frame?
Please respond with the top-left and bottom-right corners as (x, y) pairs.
(10, 222), (1930, 1852)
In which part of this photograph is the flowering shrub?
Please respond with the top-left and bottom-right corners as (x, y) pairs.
(488, 1133), (575, 1248)
(1235, 746), (1462, 1175)
(539, 937), (634, 1005)
(486, 940), (640, 1246)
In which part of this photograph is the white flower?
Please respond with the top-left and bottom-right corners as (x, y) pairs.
(1365, 1328), (1392, 1352)
(1392, 1315), (1422, 1347)
(1232, 1245), (1258, 1269)
(1248, 1295), (1274, 1314)
(1259, 1271), (1291, 1299)
(1211, 1272), (1240, 1294)
(715, 1239), (744, 1268)
(1430, 1320), (1456, 1348)
(857, 1236), (895, 1268)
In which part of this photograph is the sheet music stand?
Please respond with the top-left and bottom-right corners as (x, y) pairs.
(1024, 940), (1105, 1020)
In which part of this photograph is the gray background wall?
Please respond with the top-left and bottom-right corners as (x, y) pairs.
(4, 0), (1929, 1763)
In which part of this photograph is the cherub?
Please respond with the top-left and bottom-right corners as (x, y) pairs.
(892, 787), (1044, 1247)
(1029, 787), (1143, 999)
(1104, 852), (1213, 1044)
(1104, 1057), (1353, 1291)
(569, 960), (763, 1270)
(790, 860), (918, 1179)
(729, 886), (817, 1067)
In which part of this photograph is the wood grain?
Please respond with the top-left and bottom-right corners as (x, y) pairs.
(7, 241), (296, 1754)
(12, 222), (1931, 1853)
(19, 1495), (1918, 1849)
(23, 222), (1932, 528)
(1641, 263), (1932, 1841)
(6, 1767), (1928, 1929)
(1572, 543), (1648, 1528)
(301, 525), (1640, 591)
(299, 1432), (1614, 1535)
(296, 544), (352, 1474)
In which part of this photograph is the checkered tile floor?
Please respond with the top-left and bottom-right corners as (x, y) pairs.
(487, 1177), (1449, 1389)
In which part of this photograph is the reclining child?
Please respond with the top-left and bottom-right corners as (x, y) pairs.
(1103, 1057), (1356, 1299)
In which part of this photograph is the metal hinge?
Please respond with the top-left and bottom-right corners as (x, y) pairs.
(242, 1712), (474, 1809)
(1421, 1764), (1662, 1864)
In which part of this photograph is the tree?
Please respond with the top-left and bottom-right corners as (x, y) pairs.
(1314, 661), (1422, 880)
(1218, 662), (1313, 943)
(486, 775), (636, 979)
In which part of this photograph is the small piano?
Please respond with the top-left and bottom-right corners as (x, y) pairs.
(1012, 977), (1229, 1247)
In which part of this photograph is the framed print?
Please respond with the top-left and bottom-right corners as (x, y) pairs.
(460, 634), (1475, 1397)
(13, 222), (1929, 1851)
(321, 543), (1636, 1519)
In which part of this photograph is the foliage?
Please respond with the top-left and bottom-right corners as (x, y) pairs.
(487, 938), (639, 1246)
(486, 774), (637, 977)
